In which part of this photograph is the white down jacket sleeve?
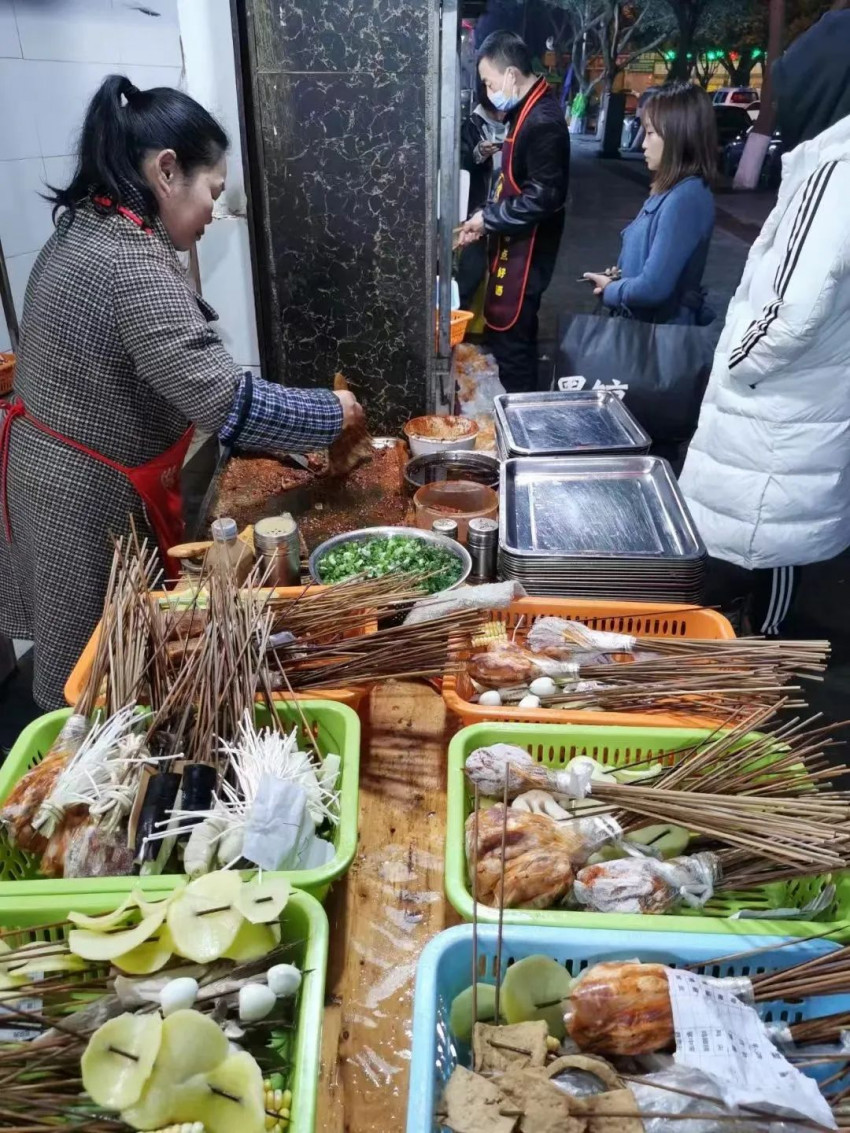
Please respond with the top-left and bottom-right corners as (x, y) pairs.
(726, 159), (850, 384)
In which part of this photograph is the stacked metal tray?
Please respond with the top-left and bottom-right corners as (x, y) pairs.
(499, 456), (706, 601)
(494, 390), (650, 460)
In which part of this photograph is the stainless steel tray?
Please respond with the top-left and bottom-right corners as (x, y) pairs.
(494, 391), (650, 458)
(500, 456), (705, 559)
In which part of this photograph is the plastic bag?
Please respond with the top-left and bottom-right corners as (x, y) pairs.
(527, 616), (636, 658)
(566, 961), (674, 1055)
(511, 789), (622, 857)
(468, 640), (580, 688)
(574, 852), (719, 915)
(403, 581), (526, 627)
(452, 343), (505, 418)
(464, 745), (597, 801)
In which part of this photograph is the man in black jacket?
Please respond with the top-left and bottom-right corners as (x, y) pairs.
(458, 31), (570, 392)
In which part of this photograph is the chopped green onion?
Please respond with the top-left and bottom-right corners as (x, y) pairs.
(317, 535), (463, 594)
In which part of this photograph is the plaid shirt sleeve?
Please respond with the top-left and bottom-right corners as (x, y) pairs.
(219, 372), (343, 452)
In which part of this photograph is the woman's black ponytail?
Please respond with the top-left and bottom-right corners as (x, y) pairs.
(46, 73), (228, 223)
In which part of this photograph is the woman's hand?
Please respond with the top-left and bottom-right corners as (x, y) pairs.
(583, 271), (614, 296)
(334, 389), (365, 432)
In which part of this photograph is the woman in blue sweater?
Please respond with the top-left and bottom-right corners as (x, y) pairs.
(585, 82), (717, 325)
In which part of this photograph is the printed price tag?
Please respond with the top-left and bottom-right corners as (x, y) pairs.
(667, 968), (835, 1127)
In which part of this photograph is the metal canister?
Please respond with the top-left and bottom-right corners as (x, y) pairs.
(467, 517), (498, 582)
(432, 518), (459, 540)
(254, 514), (301, 586)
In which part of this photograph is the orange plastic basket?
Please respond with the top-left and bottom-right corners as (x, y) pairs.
(0, 353), (15, 397)
(435, 310), (475, 350)
(450, 309), (475, 347)
(64, 585), (371, 710)
(443, 597), (736, 730)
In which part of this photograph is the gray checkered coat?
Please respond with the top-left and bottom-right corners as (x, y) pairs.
(0, 202), (244, 710)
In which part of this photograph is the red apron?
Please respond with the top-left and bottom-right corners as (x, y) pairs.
(0, 200), (194, 581)
(484, 79), (549, 333)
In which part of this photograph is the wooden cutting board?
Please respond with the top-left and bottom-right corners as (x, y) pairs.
(317, 680), (461, 1132)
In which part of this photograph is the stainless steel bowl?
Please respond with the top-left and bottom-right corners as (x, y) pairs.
(308, 525), (472, 590)
(403, 450), (500, 495)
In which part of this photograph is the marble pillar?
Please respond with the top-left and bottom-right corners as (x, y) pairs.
(237, 0), (434, 432)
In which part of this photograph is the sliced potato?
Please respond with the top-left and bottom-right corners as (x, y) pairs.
(449, 983), (498, 1042)
(500, 955), (575, 1040)
(627, 823), (690, 860)
(167, 871), (243, 964)
(131, 887), (182, 919)
(612, 763), (663, 785)
(70, 907), (167, 963)
(235, 877), (291, 925)
(173, 1052), (265, 1133)
(8, 953), (86, 977)
(0, 970), (25, 992)
(81, 1012), (162, 1110)
(68, 893), (139, 931)
(223, 920), (280, 963)
(113, 925), (175, 976)
(121, 1009), (229, 1129)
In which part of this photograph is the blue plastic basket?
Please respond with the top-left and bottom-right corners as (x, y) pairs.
(406, 923), (848, 1133)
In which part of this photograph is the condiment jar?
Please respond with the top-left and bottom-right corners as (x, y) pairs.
(254, 514), (301, 587)
(209, 517), (254, 585)
(467, 517), (498, 582)
(432, 518), (459, 540)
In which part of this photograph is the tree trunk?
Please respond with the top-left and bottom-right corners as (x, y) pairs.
(734, 0), (785, 190)
(669, 9), (696, 80)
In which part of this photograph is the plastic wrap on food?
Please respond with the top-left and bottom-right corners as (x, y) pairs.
(62, 822), (137, 877)
(574, 852), (719, 915)
(0, 713), (90, 853)
(566, 961), (674, 1055)
(465, 745), (545, 797)
(764, 1021), (795, 1047)
(466, 805), (577, 907)
(468, 640), (579, 688)
(527, 616), (636, 658)
(465, 745), (597, 801)
(629, 1065), (742, 1132)
(453, 345), (505, 418)
(403, 581), (526, 626)
(511, 790), (622, 858)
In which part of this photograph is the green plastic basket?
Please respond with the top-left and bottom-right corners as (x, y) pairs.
(0, 887), (328, 1133)
(446, 720), (850, 938)
(0, 700), (360, 899)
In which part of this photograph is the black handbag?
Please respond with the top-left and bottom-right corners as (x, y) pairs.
(554, 312), (722, 448)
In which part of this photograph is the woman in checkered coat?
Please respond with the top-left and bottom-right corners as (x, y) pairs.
(0, 75), (363, 709)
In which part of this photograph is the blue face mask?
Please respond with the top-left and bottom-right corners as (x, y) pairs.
(490, 88), (520, 112)
(489, 72), (520, 112)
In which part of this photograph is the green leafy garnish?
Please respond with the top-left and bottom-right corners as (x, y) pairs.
(317, 535), (463, 594)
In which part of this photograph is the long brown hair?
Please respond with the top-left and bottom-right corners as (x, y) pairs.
(644, 82), (717, 195)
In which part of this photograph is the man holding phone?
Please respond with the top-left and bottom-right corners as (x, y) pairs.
(458, 30), (570, 392)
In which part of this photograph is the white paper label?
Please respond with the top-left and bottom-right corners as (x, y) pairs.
(666, 967), (835, 1128)
(0, 994), (43, 1042)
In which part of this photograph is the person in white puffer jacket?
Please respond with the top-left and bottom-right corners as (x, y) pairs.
(680, 9), (850, 635)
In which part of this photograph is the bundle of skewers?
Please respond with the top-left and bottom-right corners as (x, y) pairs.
(434, 923), (850, 1132)
(0, 526), (484, 881)
(462, 702), (850, 917)
(0, 874), (313, 1132)
(457, 612), (830, 720)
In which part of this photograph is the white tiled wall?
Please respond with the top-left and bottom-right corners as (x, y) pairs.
(0, 0), (258, 368)
(0, 0), (183, 351)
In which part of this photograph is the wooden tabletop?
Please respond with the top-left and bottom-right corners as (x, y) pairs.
(317, 679), (461, 1132)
